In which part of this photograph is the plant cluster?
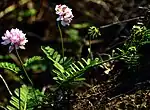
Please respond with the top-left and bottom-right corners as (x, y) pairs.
(0, 3), (150, 110)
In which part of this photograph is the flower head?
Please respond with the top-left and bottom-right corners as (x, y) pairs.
(1, 28), (28, 53)
(55, 4), (74, 26)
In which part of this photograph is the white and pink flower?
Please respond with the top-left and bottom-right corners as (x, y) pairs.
(55, 4), (74, 26)
(1, 28), (28, 53)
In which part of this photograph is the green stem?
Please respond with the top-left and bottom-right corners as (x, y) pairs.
(89, 36), (92, 59)
(58, 23), (65, 64)
(15, 48), (33, 85)
(15, 48), (39, 106)
(0, 74), (12, 96)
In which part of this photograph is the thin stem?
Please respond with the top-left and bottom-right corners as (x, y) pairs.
(0, 74), (12, 96)
(89, 36), (93, 59)
(15, 48), (33, 85)
(15, 48), (39, 106)
(100, 17), (140, 29)
(57, 22), (65, 64)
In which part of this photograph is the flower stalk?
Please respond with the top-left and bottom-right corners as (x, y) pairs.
(58, 23), (65, 64)
(89, 35), (93, 59)
(15, 47), (33, 85)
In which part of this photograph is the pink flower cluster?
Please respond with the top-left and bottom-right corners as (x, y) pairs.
(1, 28), (28, 53)
(55, 4), (74, 26)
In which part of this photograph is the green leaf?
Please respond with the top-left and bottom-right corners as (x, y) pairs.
(41, 46), (73, 69)
(0, 62), (20, 73)
(54, 58), (101, 86)
(6, 85), (44, 110)
(24, 56), (43, 67)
